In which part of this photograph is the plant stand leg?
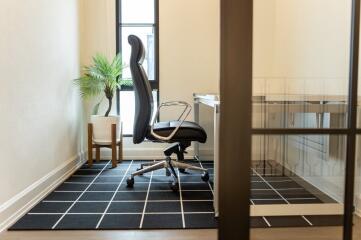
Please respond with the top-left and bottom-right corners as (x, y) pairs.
(96, 146), (100, 162)
(118, 141), (123, 163)
(111, 124), (117, 168)
(87, 124), (93, 168)
(118, 122), (123, 163)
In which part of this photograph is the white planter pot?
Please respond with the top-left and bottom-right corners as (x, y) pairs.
(90, 115), (121, 145)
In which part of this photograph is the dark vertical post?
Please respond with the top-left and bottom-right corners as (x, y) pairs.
(111, 124), (117, 168)
(96, 147), (100, 162)
(118, 122), (123, 162)
(88, 123), (93, 167)
(115, 0), (121, 115)
(155, 0), (160, 119)
(154, 0), (159, 86)
(344, 0), (360, 239)
(219, 0), (253, 239)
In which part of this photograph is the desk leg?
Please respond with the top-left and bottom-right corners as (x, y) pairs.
(214, 104), (220, 217)
(194, 99), (200, 158)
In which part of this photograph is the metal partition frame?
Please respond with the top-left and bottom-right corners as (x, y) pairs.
(219, 0), (253, 239)
(219, 0), (360, 239)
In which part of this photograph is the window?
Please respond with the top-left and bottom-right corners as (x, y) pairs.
(116, 0), (159, 135)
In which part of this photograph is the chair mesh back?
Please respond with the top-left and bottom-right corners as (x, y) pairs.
(128, 35), (154, 144)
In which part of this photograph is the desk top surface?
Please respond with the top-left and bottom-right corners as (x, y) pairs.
(193, 93), (355, 113)
(194, 93), (220, 101)
(194, 93), (354, 103)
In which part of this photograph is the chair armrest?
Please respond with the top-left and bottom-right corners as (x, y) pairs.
(150, 101), (192, 141)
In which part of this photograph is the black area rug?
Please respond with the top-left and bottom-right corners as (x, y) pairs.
(10, 160), (343, 230)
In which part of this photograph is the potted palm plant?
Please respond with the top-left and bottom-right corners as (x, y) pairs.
(75, 53), (131, 144)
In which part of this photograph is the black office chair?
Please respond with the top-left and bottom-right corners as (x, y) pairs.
(126, 35), (209, 190)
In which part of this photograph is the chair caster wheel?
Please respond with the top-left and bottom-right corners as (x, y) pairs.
(137, 168), (143, 175)
(169, 181), (179, 191)
(165, 169), (171, 176)
(201, 172), (209, 182)
(127, 177), (134, 187)
(179, 168), (186, 173)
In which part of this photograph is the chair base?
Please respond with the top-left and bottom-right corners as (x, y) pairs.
(126, 157), (209, 191)
(126, 142), (209, 191)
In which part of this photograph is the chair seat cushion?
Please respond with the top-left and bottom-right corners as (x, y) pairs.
(147, 121), (207, 143)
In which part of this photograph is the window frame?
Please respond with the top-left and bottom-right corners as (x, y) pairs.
(115, 0), (160, 136)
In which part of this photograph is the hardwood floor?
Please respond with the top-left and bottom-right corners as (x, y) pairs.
(251, 216), (360, 240)
(1, 217), (359, 240)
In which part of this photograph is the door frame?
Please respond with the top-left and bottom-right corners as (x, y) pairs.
(219, 0), (253, 239)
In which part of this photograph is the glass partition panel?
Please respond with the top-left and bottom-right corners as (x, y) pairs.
(197, 104), (215, 161)
(251, 134), (345, 239)
(253, 0), (351, 129)
(354, 136), (361, 237)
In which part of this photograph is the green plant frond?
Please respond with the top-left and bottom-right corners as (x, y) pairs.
(74, 76), (103, 99)
(111, 53), (122, 68)
(92, 54), (123, 81)
(86, 66), (106, 82)
(74, 53), (128, 115)
(91, 55), (109, 76)
(110, 54), (123, 76)
(93, 54), (110, 69)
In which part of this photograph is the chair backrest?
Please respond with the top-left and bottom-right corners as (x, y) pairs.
(128, 35), (154, 144)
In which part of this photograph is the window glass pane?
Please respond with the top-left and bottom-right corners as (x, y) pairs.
(121, 0), (154, 24)
(121, 26), (155, 80)
(119, 90), (158, 135)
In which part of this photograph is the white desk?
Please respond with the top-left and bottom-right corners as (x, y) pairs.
(193, 93), (220, 217)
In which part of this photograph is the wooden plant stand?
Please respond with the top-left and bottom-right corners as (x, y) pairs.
(87, 122), (123, 168)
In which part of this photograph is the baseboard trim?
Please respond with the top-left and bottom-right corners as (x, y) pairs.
(251, 203), (343, 216)
(356, 209), (361, 217)
(0, 152), (86, 233)
(92, 148), (214, 161)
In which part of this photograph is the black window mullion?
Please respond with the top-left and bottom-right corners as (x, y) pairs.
(120, 23), (156, 27)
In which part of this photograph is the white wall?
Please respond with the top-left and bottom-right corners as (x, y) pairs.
(253, 0), (276, 95)
(254, 0), (351, 95)
(79, 0), (220, 159)
(0, 0), (82, 206)
(78, 0), (118, 158)
(159, 0), (219, 113)
(79, 0), (115, 66)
